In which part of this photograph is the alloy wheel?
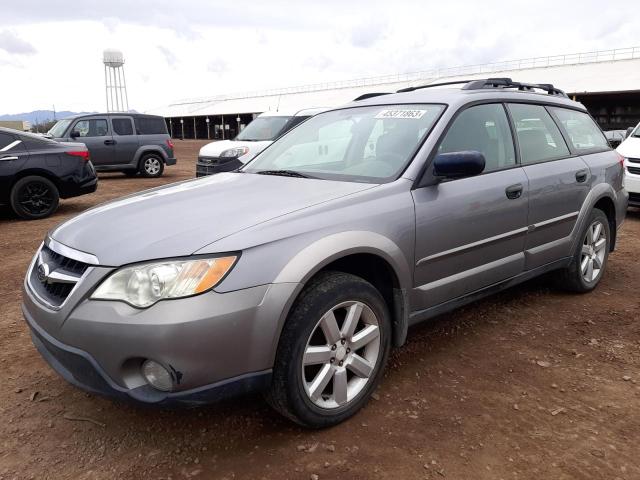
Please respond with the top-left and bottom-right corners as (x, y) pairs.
(580, 220), (607, 283)
(144, 157), (161, 175)
(18, 181), (55, 216)
(302, 301), (381, 409)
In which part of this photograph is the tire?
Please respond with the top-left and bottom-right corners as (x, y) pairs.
(555, 208), (610, 292)
(266, 271), (391, 428)
(10, 176), (60, 220)
(139, 154), (164, 178)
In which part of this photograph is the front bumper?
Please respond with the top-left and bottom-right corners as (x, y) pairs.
(195, 157), (242, 177)
(624, 168), (640, 206)
(23, 265), (299, 405)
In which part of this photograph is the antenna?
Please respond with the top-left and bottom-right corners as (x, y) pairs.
(103, 49), (129, 112)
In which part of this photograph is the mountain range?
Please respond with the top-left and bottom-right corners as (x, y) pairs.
(0, 110), (96, 124)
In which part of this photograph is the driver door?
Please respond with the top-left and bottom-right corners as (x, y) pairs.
(411, 103), (529, 310)
(68, 117), (114, 166)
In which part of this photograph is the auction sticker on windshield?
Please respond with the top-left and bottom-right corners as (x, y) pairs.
(375, 109), (426, 119)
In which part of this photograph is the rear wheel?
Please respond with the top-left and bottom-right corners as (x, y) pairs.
(10, 176), (59, 220)
(267, 271), (391, 428)
(555, 208), (610, 292)
(139, 154), (164, 178)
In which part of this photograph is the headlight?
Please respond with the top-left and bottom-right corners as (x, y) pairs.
(91, 256), (237, 308)
(220, 147), (249, 158)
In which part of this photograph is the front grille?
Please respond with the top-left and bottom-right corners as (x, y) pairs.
(29, 245), (90, 308)
(627, 166), (640, 175)
(198, 156), (222, 165)
(628, 158), (640, 164)
(629, 192), (640, 204)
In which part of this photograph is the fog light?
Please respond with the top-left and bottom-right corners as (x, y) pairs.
(141, 360), (173, 391)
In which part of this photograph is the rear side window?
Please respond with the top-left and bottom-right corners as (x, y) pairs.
(438, 103), (516, 172)
(0, 132), (25, 152)
(508, 104), (570, 164)
(72, 119), (109, 137)
(112, 118), (134, 136)
(135, 116), (167, 135)
(549, 107), (609, 151)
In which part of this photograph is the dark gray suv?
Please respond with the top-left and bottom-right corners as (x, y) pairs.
(23, 79), (628, 428)
(48, 113), (176, 177)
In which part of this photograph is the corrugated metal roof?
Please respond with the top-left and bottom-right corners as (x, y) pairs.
(146, 47), (640, 118)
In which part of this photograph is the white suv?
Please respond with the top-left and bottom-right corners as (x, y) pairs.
(196, 108), (326, 177)
(617, 122), (640, 207)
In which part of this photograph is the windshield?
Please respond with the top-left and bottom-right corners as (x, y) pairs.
(48, 119), (72, 138)
(243, 104), (445, 182)
(235, 116), (291, 141)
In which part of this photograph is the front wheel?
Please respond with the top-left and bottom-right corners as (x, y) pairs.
(267, 271), (391, 428)
(10, 176), (60, 220)
(139, 154), (164, 178)
(555, 208), (610, 292)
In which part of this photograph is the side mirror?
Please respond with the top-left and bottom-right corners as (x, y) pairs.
(433, 151), (485, 179)
(70, 130), (80, 139)
(626, 127), (634, 139)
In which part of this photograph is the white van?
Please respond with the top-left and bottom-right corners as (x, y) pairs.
(196, 108), (326, 177)
(616, 122), (640, 207)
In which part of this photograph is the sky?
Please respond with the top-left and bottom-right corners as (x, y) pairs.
(0, 0), (638, 115)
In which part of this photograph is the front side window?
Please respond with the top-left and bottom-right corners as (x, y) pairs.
(438, 103), (515, 172)
(72, 119), (109, 137)
(549, 107), (609, 151)
(508, 104), (570, 164)
(235, 116), (291, 141)
(112, 118), (134, 136)
(244, 104), (445, 182)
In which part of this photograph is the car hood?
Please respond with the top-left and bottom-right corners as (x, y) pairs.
(199, 139), (272, 163)
(49, 172), (376, 266)
(617, 136), (640, 158)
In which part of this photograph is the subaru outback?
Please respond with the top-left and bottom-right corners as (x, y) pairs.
(22, 78), (627, 428)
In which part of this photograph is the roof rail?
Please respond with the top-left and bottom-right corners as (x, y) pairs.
(396, 80), (476, 93)
(463, 78), (568, 97)
(353, 92), (392, 101)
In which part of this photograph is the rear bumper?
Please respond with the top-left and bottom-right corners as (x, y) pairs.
(165, 156), (177, 166)
(59, 175), (98, 199)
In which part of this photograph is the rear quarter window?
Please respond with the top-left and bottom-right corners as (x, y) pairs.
(135, 117), (168, 135)
(549, 107), (609, 152)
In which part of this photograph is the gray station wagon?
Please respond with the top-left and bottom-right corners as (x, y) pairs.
(47, 113), (176, 177)
(23, 78), (628, 428)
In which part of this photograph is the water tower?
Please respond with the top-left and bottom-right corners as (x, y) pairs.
(103, 49), (129, 112)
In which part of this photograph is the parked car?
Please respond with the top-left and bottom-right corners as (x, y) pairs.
(47, 113), (176, 178)
(604, 130), (627, 149)
(0, 127), (96, 220)
(616, 122), (640, 207)
(23, 78), (627, 428)
(196, 108), (326, 177)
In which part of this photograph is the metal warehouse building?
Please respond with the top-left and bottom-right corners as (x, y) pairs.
(147, 47), (640, 140)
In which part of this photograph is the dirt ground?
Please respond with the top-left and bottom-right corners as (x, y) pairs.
(0, 140), (639, 480)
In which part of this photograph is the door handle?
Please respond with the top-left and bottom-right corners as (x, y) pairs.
(0, 156), (18, 161)
(505, 183), (523, 200)
(575, 169), (589, 183)
(104, 139), (116, 145)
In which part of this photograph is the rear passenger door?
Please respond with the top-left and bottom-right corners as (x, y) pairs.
(69, 117), (114, 166)
(110, 116), (139, 166)
(412, 103), (529, 310)
(507, 103), (591, 270)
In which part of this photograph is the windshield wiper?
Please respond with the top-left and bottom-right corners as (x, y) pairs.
(256, 169), (314, 178)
